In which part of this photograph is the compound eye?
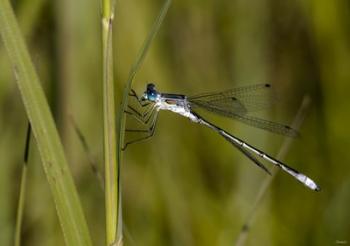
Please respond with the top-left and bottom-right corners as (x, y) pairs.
(147, 83), (155, 90)
(149, 92), (155, 100)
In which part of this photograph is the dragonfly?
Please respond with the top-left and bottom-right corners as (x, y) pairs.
(124, 83), (320, 191)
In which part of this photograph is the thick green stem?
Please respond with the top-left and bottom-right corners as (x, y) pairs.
(101, 1), (118, 245)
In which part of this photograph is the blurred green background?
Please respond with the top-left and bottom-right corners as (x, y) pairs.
(1, 0), (350, 245)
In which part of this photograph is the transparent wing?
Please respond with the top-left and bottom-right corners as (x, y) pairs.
(188, 84), (298, 137)
(188, 84), (274, 115)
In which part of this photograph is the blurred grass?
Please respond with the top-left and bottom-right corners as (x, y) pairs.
(0, 0), (92, 245)
(1, 0), (350, 245)
(235, 95), (312, 246)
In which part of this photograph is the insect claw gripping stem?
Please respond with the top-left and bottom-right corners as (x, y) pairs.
(123, 100), (159, 150)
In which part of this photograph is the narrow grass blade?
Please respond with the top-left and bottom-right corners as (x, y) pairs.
(117, 0), (172, 159)
(115, 0), (171, 243)
(235, 96), (312, 246)
(0, 1), (92, 245)
(14, 123), (31, 246)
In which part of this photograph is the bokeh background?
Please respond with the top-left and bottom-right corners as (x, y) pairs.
(1, 0), (350, 245)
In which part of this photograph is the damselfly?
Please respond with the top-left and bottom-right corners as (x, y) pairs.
(125, 83), (320, 191)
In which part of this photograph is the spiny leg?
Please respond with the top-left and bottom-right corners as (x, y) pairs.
(127, 103), (155, 121)
(126, 89), (154, 123)
(129, 89), (150, 107)
(122, 109), (159, 150)
(125, 104), (156, 125)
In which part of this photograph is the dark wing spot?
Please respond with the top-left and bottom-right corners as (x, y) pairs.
(265, 83), (271, 88)
(231, 97), (237, 101)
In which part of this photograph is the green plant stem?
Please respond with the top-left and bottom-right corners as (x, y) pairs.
(235, 96), (311, 246)
(116, 0), (172, 166)
(0, 0), (92, 245)
(14, 124), (31, 246)
(114, 0), (171, 244)
(101, 0), (118, 245)
(14, 164), (27, 246)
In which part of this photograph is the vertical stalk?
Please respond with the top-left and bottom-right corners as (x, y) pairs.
(101, 1), (118, 245)
(14, 124), (31, 246)
(114, 1), (171, 244)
